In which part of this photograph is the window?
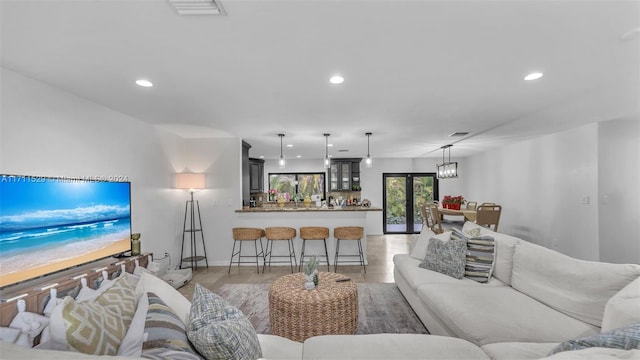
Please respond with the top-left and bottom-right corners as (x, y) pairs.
(268, 173), (326, 200)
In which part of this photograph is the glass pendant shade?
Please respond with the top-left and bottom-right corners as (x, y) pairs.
(323, 133), (330, 169)
(278, 134), (285, 169)
(365, 132), (373, 168)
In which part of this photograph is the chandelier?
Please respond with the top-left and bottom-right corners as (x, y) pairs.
(437, 145), (458, 179)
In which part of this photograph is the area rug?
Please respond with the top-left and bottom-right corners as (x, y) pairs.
(215, 282), (428, 335)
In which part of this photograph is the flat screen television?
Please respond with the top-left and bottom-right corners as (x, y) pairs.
(0, 175), (132, 288)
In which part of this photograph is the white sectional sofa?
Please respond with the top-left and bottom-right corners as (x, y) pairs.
(393, 221), (640, 356)
(2, 223), (639, 360)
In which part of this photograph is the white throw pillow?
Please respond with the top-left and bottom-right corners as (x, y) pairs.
(116, 292), (149, 357)
(140, 271), (191, 325)
(410, 230), (450, 260)
(74, 286), (99, 302)
(0, 326), (22, 344)
(602, 276), (640, 332)
(9, 311), (49, 347)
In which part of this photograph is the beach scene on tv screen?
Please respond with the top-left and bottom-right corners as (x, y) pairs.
(0, 177), (131, 287)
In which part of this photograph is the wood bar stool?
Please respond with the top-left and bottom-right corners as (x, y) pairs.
(229, 228), (265, 274)
(298, 227), (330, 272)
(263, 227), (297, 273)
(333, 226), (366, 273)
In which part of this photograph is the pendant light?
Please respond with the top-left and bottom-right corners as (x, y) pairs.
(365, 132), (373, 168)
(278, 133), (286, 169)
(323, 133), (331, 168)
(436, 144), (458, 179)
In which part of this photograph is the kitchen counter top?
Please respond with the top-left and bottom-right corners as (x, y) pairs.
(235, 206), (382, 213)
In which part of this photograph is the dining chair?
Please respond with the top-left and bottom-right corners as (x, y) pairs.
(421, 203), (444, 234)
(419, 203), (430, 225)
(466, 201), (477, 210)
(475, 204), (502, 231)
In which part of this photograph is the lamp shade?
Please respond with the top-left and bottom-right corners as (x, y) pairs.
(176, 173), (206, 190)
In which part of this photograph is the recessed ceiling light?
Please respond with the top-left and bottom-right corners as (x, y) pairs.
(329, 75), (344, 85)
(328, 144), (334, 147)
(524, 72), (543, 81)
(296, 155), (302, 158)
(136, 79), (153, 87)
(259, 155), (265, 158)
(287, 144), (294, 148)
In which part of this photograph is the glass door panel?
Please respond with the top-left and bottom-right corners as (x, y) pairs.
(384, 176), (407, 233)
(383, 173), (438, 234)
(413, 176), (435, 232)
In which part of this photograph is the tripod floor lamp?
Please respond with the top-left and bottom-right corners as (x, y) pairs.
(176, 173), (209, 269)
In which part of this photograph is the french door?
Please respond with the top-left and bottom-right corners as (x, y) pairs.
(383, 173), (438, 234)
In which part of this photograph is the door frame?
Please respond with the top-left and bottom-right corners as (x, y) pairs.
(382, 173), (439, 234)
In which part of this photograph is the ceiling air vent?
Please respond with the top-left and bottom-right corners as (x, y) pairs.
(449, 132), (469, 137)
(168, 0), (226, 15)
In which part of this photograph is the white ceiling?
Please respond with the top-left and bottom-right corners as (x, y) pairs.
(2, 0), (639, 161)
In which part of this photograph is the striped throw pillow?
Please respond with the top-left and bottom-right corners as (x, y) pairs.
(141, 292), (202, 360)
(452, 228), (496, 283)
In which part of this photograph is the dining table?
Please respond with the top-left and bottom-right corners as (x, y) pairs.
(438, 207), (477, 222)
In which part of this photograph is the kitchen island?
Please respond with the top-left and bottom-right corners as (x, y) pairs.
(235, 206), (382, 267)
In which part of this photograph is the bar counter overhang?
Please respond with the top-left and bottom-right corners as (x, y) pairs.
(235, 206), (382, 266)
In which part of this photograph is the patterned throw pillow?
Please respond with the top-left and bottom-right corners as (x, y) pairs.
(187, 284), (262, 360)
(141, 292), (202, 360)
(50, 275), (139, 355)
(56, 296), (128, 355)
(419, 237), (468, 279)
(452, 228), (496, 283)
(548, 323), (640, 355)
(96, 274), (138, 324)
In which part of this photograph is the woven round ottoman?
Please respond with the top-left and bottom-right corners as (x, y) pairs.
(269, 272), (358, 342)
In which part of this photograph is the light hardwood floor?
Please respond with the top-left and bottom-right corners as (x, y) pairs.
(177, 234), (413, 299)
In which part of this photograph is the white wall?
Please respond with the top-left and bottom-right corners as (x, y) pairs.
(165, 136), (242, 265)
(464, 123), (602, 261)
(0, 67), (244, 269)
(598, 119), (640, 263)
